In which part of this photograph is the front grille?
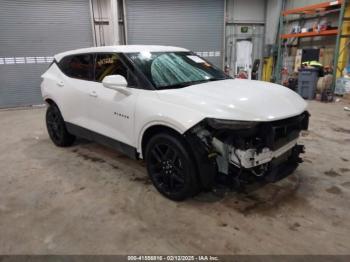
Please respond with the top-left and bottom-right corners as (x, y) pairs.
(261, 111), (309, 150)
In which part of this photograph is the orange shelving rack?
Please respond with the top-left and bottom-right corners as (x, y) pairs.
(274, 0), (349, 92)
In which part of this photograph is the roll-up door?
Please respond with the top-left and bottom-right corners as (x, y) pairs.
(125, 0), (224, 68)
(0, 0), (94, 108)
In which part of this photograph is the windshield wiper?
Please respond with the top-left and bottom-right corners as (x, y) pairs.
(157, 82), (193, 90)
(188, 78), (226, 85)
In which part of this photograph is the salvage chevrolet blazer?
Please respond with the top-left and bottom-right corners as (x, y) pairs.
(41, 45), (309, 201)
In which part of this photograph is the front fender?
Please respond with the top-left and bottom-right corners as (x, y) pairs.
(133, 91), (207, 156)
(136, 119), (187, 157)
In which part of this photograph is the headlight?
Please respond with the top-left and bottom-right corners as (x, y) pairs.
(206, 118), (258, 130)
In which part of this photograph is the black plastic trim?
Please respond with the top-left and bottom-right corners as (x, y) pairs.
(263, 144), (304, 183)
(65, 122), (138, 160)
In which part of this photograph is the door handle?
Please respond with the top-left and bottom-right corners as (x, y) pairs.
(57, 81), (64, 87)
(89, 90), (98, 97)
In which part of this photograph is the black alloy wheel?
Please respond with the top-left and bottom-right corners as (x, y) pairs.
(145, 133), (199, 201)
(46, 104), (75, 147)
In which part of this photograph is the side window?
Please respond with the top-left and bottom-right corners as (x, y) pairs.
(59, 54), (93, 80)
(94, 53), (137, 87)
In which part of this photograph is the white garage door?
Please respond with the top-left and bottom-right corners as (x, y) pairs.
(125, 0), (224, 68)
(0, 0), (94, 108)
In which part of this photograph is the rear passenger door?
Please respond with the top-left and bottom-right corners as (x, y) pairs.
(88, 53), (139, 146)
(58, 54), (95, 128)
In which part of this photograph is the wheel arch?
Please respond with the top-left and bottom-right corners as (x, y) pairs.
(43, 97), (63, 114)
(44, 97), (56, 106)
(139, 123), (184, 159)
(139, 122), (216, 191)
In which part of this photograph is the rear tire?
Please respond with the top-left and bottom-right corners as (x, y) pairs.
(46, 104), (75, 147)
(145, 132), (199, 201)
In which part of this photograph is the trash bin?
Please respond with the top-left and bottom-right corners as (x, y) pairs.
(297, 68), (319, 99)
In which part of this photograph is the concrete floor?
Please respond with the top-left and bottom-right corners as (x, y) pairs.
(0, 101), (350, 255)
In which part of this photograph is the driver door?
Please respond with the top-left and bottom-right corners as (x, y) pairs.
(87, 53), (139, 147)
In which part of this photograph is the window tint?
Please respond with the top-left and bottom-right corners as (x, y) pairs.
(94, 53), (137, 87)
(59, 54), (93, 80)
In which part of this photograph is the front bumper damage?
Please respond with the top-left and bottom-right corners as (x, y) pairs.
(184, 111), (310, 189)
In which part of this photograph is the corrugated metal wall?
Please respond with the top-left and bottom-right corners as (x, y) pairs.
(0, 0), (93, 108)
(125, 0), (225, 68)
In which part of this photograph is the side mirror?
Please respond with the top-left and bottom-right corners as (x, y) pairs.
(102, 75), (131, 95)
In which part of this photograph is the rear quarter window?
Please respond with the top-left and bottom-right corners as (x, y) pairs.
(59, 54), (93, 81)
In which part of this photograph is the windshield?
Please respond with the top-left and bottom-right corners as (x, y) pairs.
(126, 52), (230, 90)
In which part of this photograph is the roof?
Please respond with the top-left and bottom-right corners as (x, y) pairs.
(54, 45), (189, 61)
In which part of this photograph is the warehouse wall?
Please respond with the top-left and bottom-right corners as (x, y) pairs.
(265, 0), (282, 45)
(226, 0), (265, 24)
(225, 0), (266, 77)
(91, 0), (113, 46)
(90, 0), (337, 77)
(91, 0), (125, 46)
(93, 0), (335, 51)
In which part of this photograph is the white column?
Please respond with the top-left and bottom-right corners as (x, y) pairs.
(110, 0), (120, 45)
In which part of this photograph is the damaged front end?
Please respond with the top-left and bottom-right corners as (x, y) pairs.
(184, 111), (310, 189)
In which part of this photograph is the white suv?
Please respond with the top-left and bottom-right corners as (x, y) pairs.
(41, 45), (309, 201)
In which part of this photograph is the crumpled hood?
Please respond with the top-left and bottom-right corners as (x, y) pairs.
(157, 79), (307, 122)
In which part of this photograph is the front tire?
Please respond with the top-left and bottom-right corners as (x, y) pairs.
(145, 132), (199, 201)
(46, 104), (75, 147)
